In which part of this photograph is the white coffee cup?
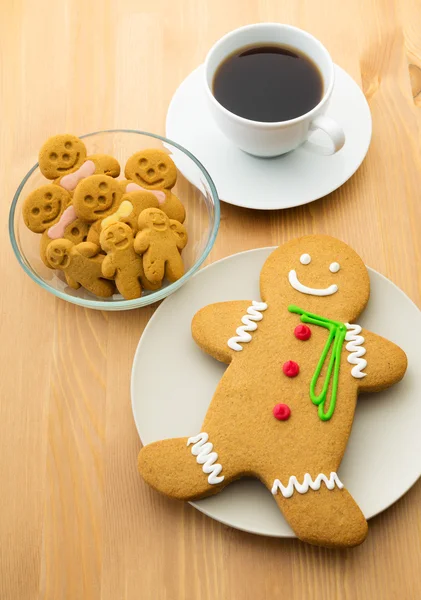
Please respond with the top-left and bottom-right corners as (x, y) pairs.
(204, 23), (345, 157)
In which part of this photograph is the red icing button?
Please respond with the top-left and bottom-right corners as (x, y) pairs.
(283, 360), (300, 377)
(273, 403), (291, 421)
(294, 324), (311, 341)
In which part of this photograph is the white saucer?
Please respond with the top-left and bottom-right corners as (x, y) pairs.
(132, 247), (421, 538)
(166, 65), (372, 210)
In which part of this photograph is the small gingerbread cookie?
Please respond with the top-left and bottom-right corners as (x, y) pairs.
(138, 235), (408, 549)
(134, 208), (187, 284)
(40, 206), (91, 268)
(100, 221), (158, 300)
(73, 174), (123, 222)
(46, 239), (114, 297)
(23, 184), (71, 233)
(124, 149), (185, 222)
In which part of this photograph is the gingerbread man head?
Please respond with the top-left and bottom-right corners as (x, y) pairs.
(139, 207), (170, 231)
(46, 238), (74, 270)
(38, 134), (87, 179)
(138, 208), (187, 248)
(260, 235), (370, 322)
(100, 222), (134, 253)
(23, 184), (71, 233)
(125, 149), (177, 190)
(73, 174), (123, 222)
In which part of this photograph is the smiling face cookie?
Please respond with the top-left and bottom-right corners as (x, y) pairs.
(134, 208), (187, 284)
(23, 184), (71, 233)
(73, 174), (123, 222)
(39, 134), (87, 179)
(138, 235), (407, 548)
(125, 149), (177, 190)
(124, 150), (186, 222)
(99, 221), (157, 300)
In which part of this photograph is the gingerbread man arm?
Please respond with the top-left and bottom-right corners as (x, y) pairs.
(170, 220), (188, 250)
(134, 230), (150, 255)
(192, 300), (259, 364)
(102, 255), (116, 279)
(352, 329), (407, 393)
(88, 154), (121, 178)
(76, 242), (100, 259)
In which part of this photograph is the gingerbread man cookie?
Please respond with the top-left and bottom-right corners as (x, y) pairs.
(138, 235), (407, 548)
(46, 239), (115, 297)
(100, 221), (158, 300)
(23, 184), (71, 233)
(39, 134), (120, 184)
(125, 149), (186, 223)
(134, 208), (187, 284)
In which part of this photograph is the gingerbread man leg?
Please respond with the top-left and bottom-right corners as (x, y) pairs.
(165, 251), (185, 282)
(143, 254), (165, 284)
(139, 429), (240, 500)
(115, 271), (142, 300)
(90, 277), (116, 298)
(261, 471), (368, 547)
(161, 192), (186, 223)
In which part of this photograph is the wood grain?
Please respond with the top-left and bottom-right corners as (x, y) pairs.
(1, 0), (421, 598)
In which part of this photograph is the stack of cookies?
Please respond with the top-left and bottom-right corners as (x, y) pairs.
(22, 134), (188, 300)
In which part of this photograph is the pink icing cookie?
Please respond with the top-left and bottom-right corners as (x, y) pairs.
(60, 160), (96, 191)
(126, 182), (166, 204)
(47, 205), (78, 239)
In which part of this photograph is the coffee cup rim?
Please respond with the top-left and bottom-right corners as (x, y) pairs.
(204, 23), (335, 128)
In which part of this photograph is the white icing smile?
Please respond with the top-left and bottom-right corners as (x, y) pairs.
(288, 270), (338, 296)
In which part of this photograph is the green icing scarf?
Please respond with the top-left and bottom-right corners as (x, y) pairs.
(288, 305), (348, 422)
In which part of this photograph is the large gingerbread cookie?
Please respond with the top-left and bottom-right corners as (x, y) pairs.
(138, 235), (408, 548)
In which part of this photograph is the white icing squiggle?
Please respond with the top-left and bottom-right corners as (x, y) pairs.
(288, 270), (338, 296)
(271, 472), (344, 498)
(187, 432), (224, 485)
(345, 323), (367, 379)
(227, 301), (268, 351)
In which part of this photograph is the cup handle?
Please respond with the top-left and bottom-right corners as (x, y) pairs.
(310, 115), (345, 153)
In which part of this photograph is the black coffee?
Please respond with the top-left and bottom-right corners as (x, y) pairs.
(212, 44), (323, 122)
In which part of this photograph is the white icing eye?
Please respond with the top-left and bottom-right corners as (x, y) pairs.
(300, 253), (311, 265)
(329, 262), (340, 273)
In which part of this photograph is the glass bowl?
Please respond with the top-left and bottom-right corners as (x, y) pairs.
(9, 130), (220, 311)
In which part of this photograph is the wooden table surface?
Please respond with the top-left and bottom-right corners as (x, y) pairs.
(1, 1), (421, 598)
